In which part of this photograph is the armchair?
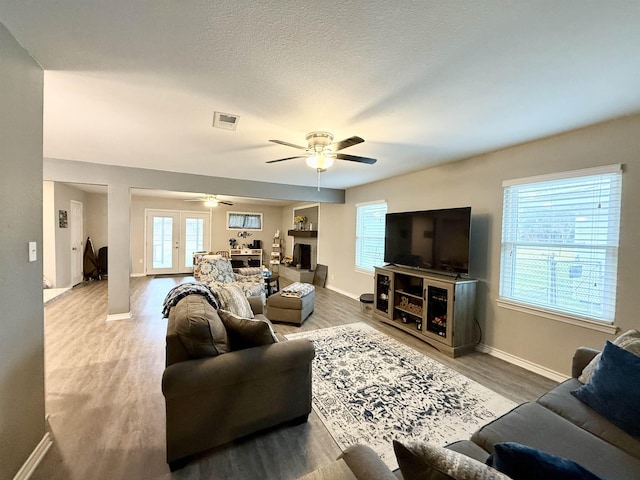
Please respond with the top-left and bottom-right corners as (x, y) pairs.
(195, 254), (265, 297)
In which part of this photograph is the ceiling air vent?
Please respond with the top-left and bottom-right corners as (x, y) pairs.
(213, 111), (240, 130)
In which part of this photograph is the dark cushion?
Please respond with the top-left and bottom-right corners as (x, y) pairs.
(218, 309), (278, 350)
(170, 294), (229, 358)
(572, 341), (640, 438)
(489, 442), (603, 480)
(578, 329), (640, 383)
(393, 440), (510, 480)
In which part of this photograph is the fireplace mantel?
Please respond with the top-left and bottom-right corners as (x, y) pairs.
(288, 230), (318, 238)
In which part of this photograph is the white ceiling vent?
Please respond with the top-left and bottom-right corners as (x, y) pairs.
(213, 111), (240, 130)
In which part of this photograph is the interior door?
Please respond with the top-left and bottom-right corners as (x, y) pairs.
(146, 210), (210, 275)
(70, 200), (84, 286)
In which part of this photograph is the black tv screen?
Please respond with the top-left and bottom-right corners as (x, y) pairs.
(384, 207), (471, 276)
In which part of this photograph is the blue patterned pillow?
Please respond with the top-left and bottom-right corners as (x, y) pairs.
(489, 443), (603, 480)
(572, 340), (640, 437)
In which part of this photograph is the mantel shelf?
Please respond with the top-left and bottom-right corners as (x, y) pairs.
(288, 230), (318, 238)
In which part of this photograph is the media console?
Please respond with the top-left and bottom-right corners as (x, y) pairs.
(374, 265), (477, 357)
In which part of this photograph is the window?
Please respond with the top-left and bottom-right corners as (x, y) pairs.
(356, 201), (388, 272)
(227, 212), (262, 230)
(499, 165), (622, 323)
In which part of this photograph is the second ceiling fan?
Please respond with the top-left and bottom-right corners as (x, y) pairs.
(267, 131), (377, 170)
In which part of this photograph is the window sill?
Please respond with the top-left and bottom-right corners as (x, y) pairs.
(496, 298), (618, 335)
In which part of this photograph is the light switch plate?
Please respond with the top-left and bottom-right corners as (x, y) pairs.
(29, 241), (37, 262)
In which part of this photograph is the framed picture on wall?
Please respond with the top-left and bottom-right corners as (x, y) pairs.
(58, 209), (68, 228)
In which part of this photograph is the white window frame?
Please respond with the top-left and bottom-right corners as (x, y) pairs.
(226, 211), (263, 231)
(497, 164), (622, 334)
(355, 200), (388, 274)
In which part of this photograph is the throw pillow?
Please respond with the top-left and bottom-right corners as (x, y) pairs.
(210, 284), (254, 319)
(578, 329), (640, 383)
(171, 294), (229, 358)
(218, 309), (279, 350)
(393, 440), (511, 480)
(489, 442), (604, 480)
(571, 341), (640, 437)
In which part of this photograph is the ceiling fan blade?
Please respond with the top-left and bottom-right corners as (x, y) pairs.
(335, 153), (377, 164)
(331, 136), (364, 151)
(184, 198), (207, 202)
(266, 156), (306, 164)
(219, 201), (234, 206)
(269, 139), (307, 150)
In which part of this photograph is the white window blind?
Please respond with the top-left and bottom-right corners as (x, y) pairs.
(356, 202), (387, 271)
(227, 212), (262, 230)
(499, 165), (622, 323)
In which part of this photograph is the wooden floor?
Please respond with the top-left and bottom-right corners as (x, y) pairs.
(34, 275), (557, 480)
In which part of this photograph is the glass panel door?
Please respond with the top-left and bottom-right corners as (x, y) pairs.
(180, 213), (210, 271)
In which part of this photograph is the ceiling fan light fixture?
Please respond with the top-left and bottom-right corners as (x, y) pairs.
(204, 198), (219, 207)
(306, 153), (334, 170)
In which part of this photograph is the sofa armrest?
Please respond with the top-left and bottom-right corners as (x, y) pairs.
(572, 347), (600, 379)
(162, 338), (314, 399)
(337, 444), (397, 480)
(248, 293), (265, 314)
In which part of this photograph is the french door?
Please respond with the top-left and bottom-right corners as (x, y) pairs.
(145, 209), (210, 275)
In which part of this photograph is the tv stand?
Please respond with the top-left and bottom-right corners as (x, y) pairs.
(374, 266), (477, 357)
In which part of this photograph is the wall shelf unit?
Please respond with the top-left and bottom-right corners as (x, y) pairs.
(287, 230), (318, 238)
(374, 265), (477, 357)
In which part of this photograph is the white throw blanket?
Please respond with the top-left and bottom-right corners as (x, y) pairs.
(281, 282), (315, 298)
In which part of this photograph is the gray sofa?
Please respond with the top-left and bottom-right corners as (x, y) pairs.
(326, 346), (640, 479)
(162, 295), (316, 471)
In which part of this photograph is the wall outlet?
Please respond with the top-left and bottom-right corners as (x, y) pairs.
(139, 259), (143, 264)
(330, 274), (335, 280)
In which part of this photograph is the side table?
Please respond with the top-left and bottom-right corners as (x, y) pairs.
(264, 275), (280, 297)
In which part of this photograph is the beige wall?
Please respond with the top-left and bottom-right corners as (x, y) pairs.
(84, 191), (108, 252)
(323, 114), (640, 376)
(130, 196), (284, 274)
(0, 22), (45, 479)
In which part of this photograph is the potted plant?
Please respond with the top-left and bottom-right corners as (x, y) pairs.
(294, 215), (307, 230)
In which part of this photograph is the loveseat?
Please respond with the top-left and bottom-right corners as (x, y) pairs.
(320, 335), (640, 480)
(162, 291), (315, 471)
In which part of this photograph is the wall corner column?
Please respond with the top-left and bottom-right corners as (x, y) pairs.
(107, 184), (131, 320)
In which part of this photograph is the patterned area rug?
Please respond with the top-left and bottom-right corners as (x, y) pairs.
(286, 323), (516, 469)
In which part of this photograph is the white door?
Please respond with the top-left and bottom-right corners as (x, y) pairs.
(70, 200), (84, 285)
(146, 210), (210, 275)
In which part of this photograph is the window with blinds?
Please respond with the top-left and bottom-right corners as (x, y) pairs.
(355, 201), (388, 272)
(227, 212), (263, 230)
(499, 165), (622, 323)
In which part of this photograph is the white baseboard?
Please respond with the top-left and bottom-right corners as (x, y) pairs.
(105, 312), (132, 321)
(475, 343), (568, 383)
(13, 432), (52, 480)
(130, 273), (145, 278)
(325, 284), (359, 300)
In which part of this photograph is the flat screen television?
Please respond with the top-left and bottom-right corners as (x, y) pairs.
(384, 207), (471, 276)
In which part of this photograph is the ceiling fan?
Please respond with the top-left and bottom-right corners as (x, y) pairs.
(184, 194), (233, 207)
(267, 131), (377, 170)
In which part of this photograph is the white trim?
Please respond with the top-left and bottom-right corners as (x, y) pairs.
(106, 312), (132, 321)
(496, 298), (619, 335)
(13, 432), (52, 480)
(502, 164), (621, 187)
(355, 199), (386, 207)
(475, 343), (568, 383)
(130, 273), (145, 278)
(326, 284), (359, 300)
(354, 267), (375, 276)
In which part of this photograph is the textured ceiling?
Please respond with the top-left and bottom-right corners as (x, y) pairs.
(2, 1), (640, 190)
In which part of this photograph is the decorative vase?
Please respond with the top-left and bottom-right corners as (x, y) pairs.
(296, 221), (304, 230)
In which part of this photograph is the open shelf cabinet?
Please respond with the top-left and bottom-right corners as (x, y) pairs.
(374, 266), (477, 357)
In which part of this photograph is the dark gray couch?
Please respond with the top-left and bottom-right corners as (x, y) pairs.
(162, 296), (315, 470)
(328, 346), (640, 479)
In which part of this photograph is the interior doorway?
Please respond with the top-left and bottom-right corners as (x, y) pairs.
(145, 209), (210, 275)
(70, 200), (84, 286)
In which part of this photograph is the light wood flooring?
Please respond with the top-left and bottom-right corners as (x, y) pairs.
(34, 275), (557, 480)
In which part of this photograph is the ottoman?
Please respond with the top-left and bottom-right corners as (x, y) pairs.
(266, 290), (315, 325)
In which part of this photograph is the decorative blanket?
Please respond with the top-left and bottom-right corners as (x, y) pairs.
(161, 282), (219, 318)
(281, 282), (315, 298)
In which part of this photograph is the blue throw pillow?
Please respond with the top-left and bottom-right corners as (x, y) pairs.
(571, 340), (640, 438)
(489, 442), (603, 480)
